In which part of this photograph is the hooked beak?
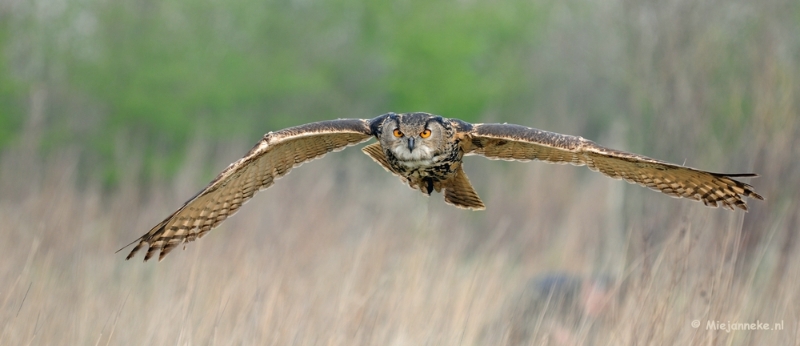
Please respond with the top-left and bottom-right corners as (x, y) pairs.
(407, 137), (415, 151)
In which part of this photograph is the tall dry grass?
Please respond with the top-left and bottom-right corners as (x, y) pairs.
(0, 124), (797, 345)
(2, 0), (799, 344)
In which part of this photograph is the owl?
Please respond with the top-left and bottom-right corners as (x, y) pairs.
(121, 112), (763, 261)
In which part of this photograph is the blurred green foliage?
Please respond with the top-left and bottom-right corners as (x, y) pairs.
(0, 18), (23, 149)
(1, 0), (548, 184)
(0, 0), (797, 186)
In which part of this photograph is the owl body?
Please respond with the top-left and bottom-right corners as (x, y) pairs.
(375, 113), (461, 194)
(123, 112), (762, 262)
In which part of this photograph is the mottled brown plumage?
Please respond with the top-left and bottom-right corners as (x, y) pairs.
(123, 119), (373, 261)
(121, 112), (763, 261)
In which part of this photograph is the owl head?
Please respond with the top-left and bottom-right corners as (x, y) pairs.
(378, 112), (448, 162)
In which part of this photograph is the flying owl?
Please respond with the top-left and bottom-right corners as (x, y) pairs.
(121, 112), (763, 261)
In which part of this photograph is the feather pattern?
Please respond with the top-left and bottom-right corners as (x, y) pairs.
(465, 123), (763, 210)
(123, 119), (373, 261)
(121, 114), (764, 262)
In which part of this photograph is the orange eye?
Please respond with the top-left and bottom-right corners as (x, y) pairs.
(393, 129), (403, 137)
(420, 129), (431, 138)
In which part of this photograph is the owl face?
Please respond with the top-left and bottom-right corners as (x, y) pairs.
(379, 113), (447, 162)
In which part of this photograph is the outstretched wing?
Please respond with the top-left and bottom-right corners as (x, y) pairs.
(464, 123), (763, 210)
(122, 119), (374, 261)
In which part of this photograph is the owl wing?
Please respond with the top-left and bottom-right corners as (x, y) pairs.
(463, 123), (763, 210)
(121, 119), (374, 261)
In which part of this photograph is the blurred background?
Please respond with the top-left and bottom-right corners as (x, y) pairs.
(0, 0), (798, 344)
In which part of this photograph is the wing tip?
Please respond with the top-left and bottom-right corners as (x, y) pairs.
(749, 193), (765, 201)
(119, 238), (147, 261)
(715, 171), (766, 205)
(720, 173), (759, 178)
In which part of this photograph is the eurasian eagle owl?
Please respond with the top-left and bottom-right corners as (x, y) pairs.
(121, 112), (763, 261)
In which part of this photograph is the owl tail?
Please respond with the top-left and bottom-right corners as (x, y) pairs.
(363, 142), (485, 210)
(443, 166), (486, 210)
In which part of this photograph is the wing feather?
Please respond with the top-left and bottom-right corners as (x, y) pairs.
(123, 119), (374, 261)
(466, 123), (763, 210)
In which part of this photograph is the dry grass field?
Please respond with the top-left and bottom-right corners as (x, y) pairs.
(0, 122), (797, 345)
(1, 0), (798, 344)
